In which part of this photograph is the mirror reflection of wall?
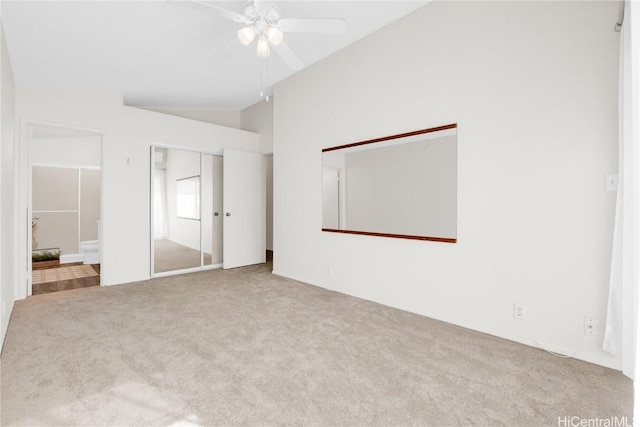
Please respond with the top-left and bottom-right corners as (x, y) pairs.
(321, 125), (457, 242)
(322, 166), (340, 229)
(152, 147), (223, 274)
(202, 154), (223, 266)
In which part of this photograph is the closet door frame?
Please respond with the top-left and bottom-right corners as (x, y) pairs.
(150, 144), (266, 278)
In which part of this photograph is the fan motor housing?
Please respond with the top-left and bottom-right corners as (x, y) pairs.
(243, 2), (280, 25)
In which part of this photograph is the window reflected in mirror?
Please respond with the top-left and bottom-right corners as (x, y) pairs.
(321, 124), (457, 243)
(176, 176), (200, 220)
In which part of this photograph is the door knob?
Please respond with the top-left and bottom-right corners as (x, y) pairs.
(225, 212), (231, 217)
(213, 212), (219, 216)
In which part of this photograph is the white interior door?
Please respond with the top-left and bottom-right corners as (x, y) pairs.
(223, 149), (265, 269)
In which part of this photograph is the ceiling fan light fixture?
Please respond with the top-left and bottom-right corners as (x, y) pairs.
(256, 36), (270, 57)
(266, 26), (283, 46)
(238, 26), (257, 46)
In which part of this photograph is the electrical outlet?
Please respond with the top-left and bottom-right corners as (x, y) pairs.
(514, 304), (526, 320)
(584, 317), (597, 335)
(328, 266), (334, 277)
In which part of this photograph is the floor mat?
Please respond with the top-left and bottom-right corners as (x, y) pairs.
(32, 265), (98, 285)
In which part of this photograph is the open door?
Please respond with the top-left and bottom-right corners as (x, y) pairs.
(223, 149), (265, 269)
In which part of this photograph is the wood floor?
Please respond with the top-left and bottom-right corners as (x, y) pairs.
(32, 263), (100, 295)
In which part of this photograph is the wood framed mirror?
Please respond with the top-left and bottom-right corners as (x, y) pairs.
(321, 123), (457, 243)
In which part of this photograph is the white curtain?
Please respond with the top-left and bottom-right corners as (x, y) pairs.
(153, 168), (169, 239)
(603, 1), (640, 382)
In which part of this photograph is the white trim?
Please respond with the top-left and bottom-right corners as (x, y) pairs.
(33, 210), (79, 214)
(152, 263), (222, 279)
(22, 120), (103, 137)
(31, 162), (100, 170)
(149, 146), (155, 277)
(151, 142), (223, 157)
(200, 152), (204, 267)
(76, 168), (81, 257)
(31, 162), (102, 170)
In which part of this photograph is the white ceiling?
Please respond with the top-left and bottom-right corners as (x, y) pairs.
(2, 0), (428, 110)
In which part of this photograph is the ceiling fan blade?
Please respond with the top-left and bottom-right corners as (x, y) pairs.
(278, 18), (347, 34)
(272, 41), (304, 72)
(168, 0), (250, 24)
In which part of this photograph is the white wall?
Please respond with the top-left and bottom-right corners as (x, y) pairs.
(16, 88), (259, 289)
(273, 1), (620, 368)
(140, 107), (242, 130)
(241, 100), (273, 154)
(30, 135), (101, 167)
(0, 21), (16, 347)
(242, 100), (274, 250)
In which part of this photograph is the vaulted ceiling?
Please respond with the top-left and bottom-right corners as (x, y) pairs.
(2, 1), (428, 110)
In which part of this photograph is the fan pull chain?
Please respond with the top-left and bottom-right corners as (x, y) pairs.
(259, 55), (271, 102)
(265, 55), (270, 101)
(260, 55), (264, 98)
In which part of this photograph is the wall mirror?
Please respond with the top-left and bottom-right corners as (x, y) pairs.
(322, 124), (457, 243)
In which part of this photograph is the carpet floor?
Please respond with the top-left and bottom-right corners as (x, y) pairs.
(154, 239), (213, 273)
(0, 262), (633, 426)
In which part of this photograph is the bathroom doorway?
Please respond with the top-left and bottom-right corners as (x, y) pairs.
(27, 124), (102, 295)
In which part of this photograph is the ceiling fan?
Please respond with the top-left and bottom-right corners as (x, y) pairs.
(172, 0), (348, 71)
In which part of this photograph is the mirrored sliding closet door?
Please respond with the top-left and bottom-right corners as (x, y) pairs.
(151, 146), (265, 277)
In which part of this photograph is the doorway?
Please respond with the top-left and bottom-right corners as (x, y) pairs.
(26, 123), (103, 296)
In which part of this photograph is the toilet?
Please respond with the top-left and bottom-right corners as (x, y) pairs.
(80, 240), (100, 264)
(80, 220), (101, 265)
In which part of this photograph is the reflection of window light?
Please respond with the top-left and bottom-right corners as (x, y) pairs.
(176, 176), (200, 220)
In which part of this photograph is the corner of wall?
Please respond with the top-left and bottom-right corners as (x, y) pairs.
(240, 99), (273, 154)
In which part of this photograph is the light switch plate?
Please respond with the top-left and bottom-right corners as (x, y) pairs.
(606, 174), (618, 192)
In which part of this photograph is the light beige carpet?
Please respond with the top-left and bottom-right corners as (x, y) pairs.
(31, 264), (98, 285)
(1, 262), (633, 426)
(154, 239), (213, 273)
